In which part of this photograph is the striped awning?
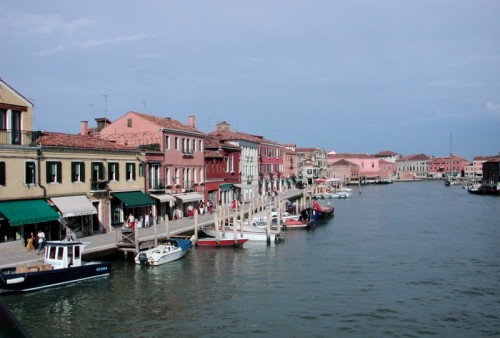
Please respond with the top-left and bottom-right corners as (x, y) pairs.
(173, 192), (203, 203)
(150, 194), (176, 203)
(51, 195), (97, 218)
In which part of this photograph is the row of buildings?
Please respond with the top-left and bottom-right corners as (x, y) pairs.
(1, 79), (499, 244)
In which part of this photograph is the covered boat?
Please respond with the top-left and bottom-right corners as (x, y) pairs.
(0, 241), (111, 293)
(134, 238), (192, 266)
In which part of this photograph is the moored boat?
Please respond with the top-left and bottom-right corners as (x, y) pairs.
(134, 238), (192, 266)
(0, 241), (111, 293)
(200, 224), (285, 242)
(195, 237), (249, 247)
(284, 219), (312, 230)
(300, 200), (334, 222)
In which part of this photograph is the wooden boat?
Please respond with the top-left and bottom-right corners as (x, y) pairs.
(195, 237), (249, 247)
(0, 241), (111, 293)
(284, 219), (312, 230)
(134, 238), (192, 266)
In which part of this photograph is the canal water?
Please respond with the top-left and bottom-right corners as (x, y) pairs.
(3, 180), (500, 337)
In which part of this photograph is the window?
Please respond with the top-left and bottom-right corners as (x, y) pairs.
(192, 139), (196, 152)
(71, 162), (85, 183)
(174, 137), (179, 150)
(25, 161), (36, 185)
(126, 163), (136, 181)
(46, 161), (62, 183)
(138, 163), (144, 177)
(0, 109), (6, 130)
(108, 162), (120, 181)
(165, 135), (170, 150)
(127, 118), (133, 128)
(149, 164), (161, 189)
(91, 162), (104, 181)
(10, 110), (21, 145)
(0, 162), (5, 186)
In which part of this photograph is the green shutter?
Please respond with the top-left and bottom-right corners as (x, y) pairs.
(81, 162), (85, 182)
(46, 162), (52, 183)
(57, 162), (62, 183)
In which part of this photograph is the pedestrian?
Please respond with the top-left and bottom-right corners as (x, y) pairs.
(127, 213), (135, 229)
(26, 232), (35, 252)
(36, 230), (46, 255)
(144, 210), (151, 227)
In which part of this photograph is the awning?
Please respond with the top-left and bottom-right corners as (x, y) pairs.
(112, 191), (154, 207)
(219, 183), (233, 191)
(50, 195), (97, 218)
(233, 184), (248, 189)
(0, 199), (60, 226)
(150, 194), (175, 203)
(287, 179), (293, 184)
(173, 192), (203, 203)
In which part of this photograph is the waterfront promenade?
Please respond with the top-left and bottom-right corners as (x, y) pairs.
(0, 189), (304, 269)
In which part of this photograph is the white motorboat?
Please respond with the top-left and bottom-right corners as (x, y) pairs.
(134, 238), (192, 266)
(201, 224), (285, 242)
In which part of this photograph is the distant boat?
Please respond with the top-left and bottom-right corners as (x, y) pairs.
(135, 238), (192, 266)
(0, 241), (111, 293)
(284, 219), (312, 230)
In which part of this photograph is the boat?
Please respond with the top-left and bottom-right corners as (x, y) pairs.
(194, 237), (249, 247)
(134, 238), (192, 266)
(200, 224), (285, 242)
(300, 200), (334, 222)
(0, 241), (111, 293)
(284, 219), (312, 230)
(467, 182), (499, 195)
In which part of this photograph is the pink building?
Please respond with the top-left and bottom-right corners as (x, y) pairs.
(99, 112), (205, 220)
(327, 153), (380, 183)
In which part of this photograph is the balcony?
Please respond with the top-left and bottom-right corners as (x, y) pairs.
(182, 180), (195, 192)
(181, 149), (194, 158)
(0, 129), (41, 146)
(90, 178), (109, 191)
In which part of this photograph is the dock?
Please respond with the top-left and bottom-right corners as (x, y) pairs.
(0, 190), (305, 269)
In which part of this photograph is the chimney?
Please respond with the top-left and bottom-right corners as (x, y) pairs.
(187, 115), (196, 128)
(80, 121), (88, 136)
(216, 121), (230, 131)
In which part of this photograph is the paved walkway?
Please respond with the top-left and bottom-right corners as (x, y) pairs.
(0, 190), (305, 269)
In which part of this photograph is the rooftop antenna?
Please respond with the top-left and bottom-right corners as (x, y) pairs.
(142, 100), (146, 113)
(103, 94), (108, 117)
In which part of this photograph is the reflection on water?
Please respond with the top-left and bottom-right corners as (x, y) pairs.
(4, 181), (500, 337)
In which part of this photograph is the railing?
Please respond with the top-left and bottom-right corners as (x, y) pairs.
(181, 149), (194, 157)
(0, 129), (41, 146)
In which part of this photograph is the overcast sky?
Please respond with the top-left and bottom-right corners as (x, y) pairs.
(2, 1), (499, 160)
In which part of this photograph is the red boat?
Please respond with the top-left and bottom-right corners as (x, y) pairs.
(195, 238), (249, 247)
(284, 219), (312, 230)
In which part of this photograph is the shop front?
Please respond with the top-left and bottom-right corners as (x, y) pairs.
(50, 195), (97, 238)
(110, 191), (154, 228)
(0, 199), (60, 244)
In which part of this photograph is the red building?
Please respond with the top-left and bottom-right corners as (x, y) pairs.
(428, 155), (468, 178)
(204, 136), (241, 207)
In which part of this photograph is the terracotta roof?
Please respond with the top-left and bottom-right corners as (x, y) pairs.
(132, 112), (203, 134)
(397, 153), (430, 161)
(330, 159), (358, 166)
(374, 150), (400, 157)
(204, 150), (223, 158)
(328, 153), (375, 159)
(204, 135), (241, 150)
(207, 129), (263, 144)
(35, 132), (137, 151)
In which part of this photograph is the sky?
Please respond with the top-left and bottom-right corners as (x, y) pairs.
(1, 0), (499, 160)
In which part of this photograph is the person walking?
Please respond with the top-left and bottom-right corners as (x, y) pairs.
(26, 232), (35, 252)
(36, 230), (46, 255)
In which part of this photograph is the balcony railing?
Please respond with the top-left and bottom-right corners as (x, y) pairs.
(181, 149), (194, 158)
(0, 129), (41, 146)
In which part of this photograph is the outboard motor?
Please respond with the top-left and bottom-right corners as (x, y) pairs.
(138, 252), (149, 265)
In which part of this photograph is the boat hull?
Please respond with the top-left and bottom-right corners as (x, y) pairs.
(201, 226), (285, 242)
(0, 262), (111, 293)
(196, 238), (249, 247)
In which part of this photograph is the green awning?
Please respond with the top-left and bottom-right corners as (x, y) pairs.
(287, 179), (293, 184)
(112, 191), (154, 207)
(0, 199), (60, 226)
(219, 183), (233, 191)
